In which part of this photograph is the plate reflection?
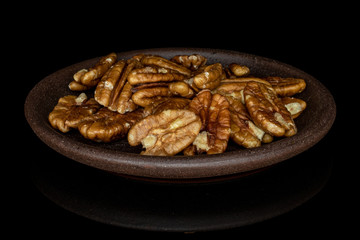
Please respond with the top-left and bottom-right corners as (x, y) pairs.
(30, 151), (332, 232)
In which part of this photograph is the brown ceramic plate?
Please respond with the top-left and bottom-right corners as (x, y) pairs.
(24, 48), (336, 180)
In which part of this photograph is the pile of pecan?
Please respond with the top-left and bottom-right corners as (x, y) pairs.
(48, 52), (307, 156)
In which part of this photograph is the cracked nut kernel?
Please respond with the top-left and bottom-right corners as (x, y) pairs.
(187, 90), (212, 131)
(187, 90), (231, 154)
(131, 86), (173, 107)
(108, 59), (143, 113)
(141, 55), (192, 76)
(95, 59), (141, 113)
(214, 77), (271, 104)
(213, 81), (247, 103)
(78, 108), (145, 142)
(228, 63), (250, 77)
(206, 93), (231, 154)
(127, 109), (202, 156)
(144, 97), (191, 116)
(281, 97), (307, 119)
(193, 63), (225, 90)
(127, 65), (187, 85)
(48, 93), (101, 133)
(168, 81), (195, 98)
(244, 82), (297, 137)
(219, 77), (272, 85)
(68, 80), (92, 91)
(110, 81), (138, 114)
(94, 60), (127, 107)
(226, 96), (262, 148)
(265, 76), (306, 97)
(73, 52), (117, 87)
(170, 54), (207, 71)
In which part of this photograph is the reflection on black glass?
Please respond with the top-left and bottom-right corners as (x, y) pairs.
(30, 150), (332, 232)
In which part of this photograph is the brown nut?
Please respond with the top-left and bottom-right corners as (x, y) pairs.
(110, 81), (138, 114)
(206, 93), (231, 154)
(127, 109), (202, 156)
(168, 81), (195, 98)
(187, 90), (231, 154)
(182, 144), (198, 156)
(281, 97), (307, 119)
(261, 133), (274, 143)
(141, 55), (192, 76)
(73, 52), (117, 87)
(78, 108), (145, 142)
(94, 60), (127, 107)
(226, 96), (263, 148)
(193, 63), (225, 90)
(244, 82), (297, 137)
(219, 77), (272, 85)
(48, 93), (101, 133)
(73, 69), (88, 83)
(228, 63), (250, 77)
(187, 90), (212, 131)
(265, 76), (306, 97)
(144, 97), (191, 116)
(214, 77), (271, 103)
(127, 65), (187, 85)
(68, 80), (92, 91)
(170, 54), (207, 71)
(131, 86), (173, 107)
(95, 59), (141, 113)
(213, 81), (247, 103)
(230, 118), (262, 148)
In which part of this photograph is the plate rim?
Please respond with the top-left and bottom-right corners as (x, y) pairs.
(24, 47), (336, 179)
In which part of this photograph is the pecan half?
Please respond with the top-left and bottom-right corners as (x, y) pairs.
(144, 97), (191, 116)
(141, 55), (192, 76)
(187, 90), (212, 131)
(214, 77), (271, 104)
(193, 63), (225, 90)
(127, 109), (202, 156)
(73, 52), (117, 87)
(168, 81), (195, 98)
(131, 85), (173, 107)
(206, 93), (231, 154)
(228, 63), (250, 77)
(110, 81), (138, 114)
(186, 90), (231, 154)
(281, 97), (307, 119)
(219, 77), (271, 85)
(213, 81), (247, 103)
(226, 96), (263, 148)
(48, 93), (101, 133)
(244, 82), (297, 137)
(127, 65), (187, 85)
(94, 60), (127, 107)
(95, 59), (142, 113)
(265, 76), (306, 97)
(78, 108), (145, 142)
(170, 54), (207, 71)
(68, 80), (92, 91)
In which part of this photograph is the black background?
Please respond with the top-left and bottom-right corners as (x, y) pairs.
(12, 4), (354, 239)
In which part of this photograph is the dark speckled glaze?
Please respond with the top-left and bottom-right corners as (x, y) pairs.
(24, 48), (336, 180)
